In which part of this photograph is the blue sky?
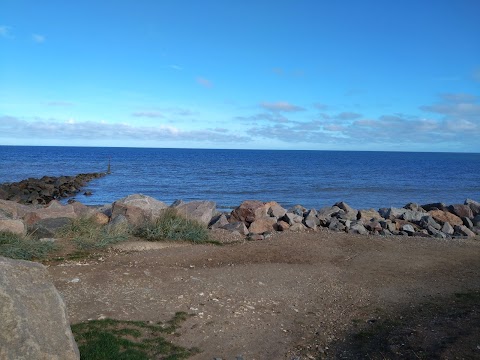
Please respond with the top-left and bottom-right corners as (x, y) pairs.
(1, 0), (479, 152)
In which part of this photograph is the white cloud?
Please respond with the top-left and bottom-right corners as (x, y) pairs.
(32, 34), (46, 43)
(0, 25), (13, 39)
(260, 101), (305, 112)
(131, 111), (163, 118)
(196, 77), (213, 88)
(0, 116), (251, 143)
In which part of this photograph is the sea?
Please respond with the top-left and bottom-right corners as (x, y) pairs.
(0, 146), (479, 211)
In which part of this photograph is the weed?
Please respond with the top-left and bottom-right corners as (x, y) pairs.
(0, 231), (57, 260)
(136, 208), (210, 243)
(71, 312), (199, 360)
(57, 217), (129, 250)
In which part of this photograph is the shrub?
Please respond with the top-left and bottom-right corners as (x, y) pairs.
(57, 216), (129, 250)
(136, 208), (210, 243)
(0, 231), (57, 260)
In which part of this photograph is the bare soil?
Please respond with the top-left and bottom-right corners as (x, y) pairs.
(47, 229), (480, 359)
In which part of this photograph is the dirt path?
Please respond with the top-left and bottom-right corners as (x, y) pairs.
(48, 230), (480, 359)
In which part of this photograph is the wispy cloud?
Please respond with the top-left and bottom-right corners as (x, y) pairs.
(131, 111), (163, 118)
(313, 102), (329, 110)
(46, 101), (74, 107)
(235, 112), (290, 124)
(473, 68), (480, 83)
(32, 34), (46, 43)
(0, 25), (13, 39)
(196, 77), (213, 88)
(0, 116), (251, 143)
(320, 112), (362, 120)
(260, 101), (305, 112)
(168, 65), (182, 71)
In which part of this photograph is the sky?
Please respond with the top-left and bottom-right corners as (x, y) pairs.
(1, 0), (479, 152)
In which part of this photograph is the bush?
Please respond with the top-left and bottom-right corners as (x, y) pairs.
(136, 208), (210, 243)
(57, 216), (130, 250)
(0, 231), (57, 260)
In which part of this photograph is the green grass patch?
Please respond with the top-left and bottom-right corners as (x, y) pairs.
(0, 231), (57, 260)
(57, 217), (130, 250)
(136, 208), (210, 243)
(71, 312), (200, 360)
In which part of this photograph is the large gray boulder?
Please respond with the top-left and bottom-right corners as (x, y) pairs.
(111, 194), (168, 226)
(172, 200), (216, 225)
(465, 199), (480, 217)
(0, 256), (79, 360)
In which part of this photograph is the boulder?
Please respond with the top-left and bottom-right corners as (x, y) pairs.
(0, 218), (27, 235)
(0, 199), (34, 219)
(172, 200), (216, 225)
(421, 202), (447, 212)
(23, 200), (77, 226)
(401, 224), (415, 234)
(267, 204), (287, 218)
(221, 222), (249, 236)
(276, 220), (290, 231)
(209, 214), (229, 229)
(328, 218), (346, 232)
(403, 202), (425, 212)
(418, 215), (441, 231)
(378, 207), (408, 220)
(304, 218), (318, 230)
(429, 210), (463, 226)
(0, 256), (80, 360)
(289, 205), (306, 216)
(289, 223), (307, 232)
(335, 209), (358, 221)
(317, 206), (341, 220)
(248, 217), (277, 234)
(473, 215), (480, 227)
(230, 200), (267, 224)
(29, 217), (71, 239)
(401, 210), (425, 223)
(465, 198), (480, 217)
(454, 225), (476, 238)
(349, 222), (368, 235)
(91, 212), (109, 225)
(379, 220), (397, 232)
(357, 209), (383, 222)
(462, 217), (474, 229)
(448, 204), (473, 219)
(111, 194), (168, 226)
(283, 212), (303, 225)
(365, 220), (382, 232)
(441, 222), (454, 235)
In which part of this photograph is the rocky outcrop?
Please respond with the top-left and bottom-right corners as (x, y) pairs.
(111, 194), (168, 226)
(0, 173), (106, 205)
(0, 256), (79, 360)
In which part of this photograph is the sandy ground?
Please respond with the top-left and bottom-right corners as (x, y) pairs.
(47, 229), (480, 359)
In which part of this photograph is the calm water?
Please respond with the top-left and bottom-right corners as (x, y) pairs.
(0, 146), (479, 210)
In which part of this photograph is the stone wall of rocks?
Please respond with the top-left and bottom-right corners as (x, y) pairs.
(0, 173), (106, 205)
(211, 199), (480, 240)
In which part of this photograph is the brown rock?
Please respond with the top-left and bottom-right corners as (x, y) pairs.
(429, 210), (463, 226)
(172, 200), (216, 225)
(290, 223), (306, 232)
(231, 200), (267, 224)
(357, 209), (383, 223)
(448, 204), (473, 219)
(92, 212), (109, 225)
(111, 194), (168, 226)
(0, 218), (26, 235)
(454, 225), (476, 237)
(249, 217), (277, 234)
(221, 221), (249, 236)
(276, 220), (290, 231)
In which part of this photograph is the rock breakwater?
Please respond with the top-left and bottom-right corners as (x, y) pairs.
(0, 173), (106, 205)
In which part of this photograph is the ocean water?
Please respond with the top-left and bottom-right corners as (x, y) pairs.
(0, 146), (479, 211)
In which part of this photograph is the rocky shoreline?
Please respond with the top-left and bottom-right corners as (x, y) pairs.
(0, 172), (107, 205)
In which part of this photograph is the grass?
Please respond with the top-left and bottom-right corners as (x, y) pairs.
(136, 208), (210, 243)
(71, 312), (200, 360)
(0, 231), (57, 260)
(57, 216), (130, 250)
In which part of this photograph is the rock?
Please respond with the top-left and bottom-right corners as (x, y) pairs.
(290, 223), (307, 232)
(209, 214), (229, 229)
(0, 199), (34, 219)
(448, 204), (473, 219)
(349, 222), (368, 235)
(378, 207), (408, 220)
(0, 218), (27, 235)
(106, 214), (129, 232)
(454, 225), (476, 237)
(426, 225), (447, 239)
(418, 215), (441, 230)
(247, 233), (264, 241)
(70, 201), (97, 218)
(267, 202), (287, 218)
(328, 218), (346, 232)
(335, 209), (358, 221)
(29, 217), (71, 239)
(401, 224), (415, 234)
(462, 217), (474, 229)
(23, 200), (77, 226)
(465, 198), (480, 216)
(441, 222), (454, 235)
(421, 202), (447, 211)
(304, 209), (320, 226)
(304, 218), (318, 230)
(111, 194), (168, 226)
(276, 220), (290, 231)
(173, 200), (216, 225)
(91, 212), (109, 225)
(248, 217), (277, 234)
(231, 200), (267, 224)
(288, 204), (306, 216)
(401, 210), (425, 222)
(379, 220), (397, 232)
(0, 256), (80, 359)
(365, 220), (382, 232)
(404, 202), (425, 212)
(334, 202), (357, 219)
(473, 215), (480, 227)
(357, 209), (383, 222)
(317, 206), (341, 220)
(221, 222), (249, 236)
(429, 210), (463, 226)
